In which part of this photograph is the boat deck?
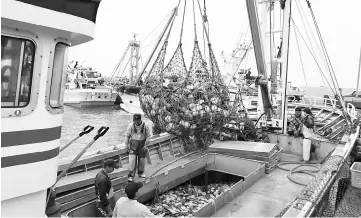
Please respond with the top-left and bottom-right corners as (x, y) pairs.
(213, 159), (317, 217)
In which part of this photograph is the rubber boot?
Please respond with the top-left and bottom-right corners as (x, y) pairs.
(303, 138), (311, 163)
(45, 190), (62, 217)
(128, 154), (136, 181)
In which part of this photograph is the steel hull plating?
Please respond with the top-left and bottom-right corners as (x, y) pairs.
(64, 89), (119, 108)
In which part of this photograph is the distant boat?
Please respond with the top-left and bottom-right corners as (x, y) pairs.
(64, 67), (121, 108)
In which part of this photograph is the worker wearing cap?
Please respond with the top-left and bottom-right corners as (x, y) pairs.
(95, 159), (118, 217)
(126, 114), (152, 182)
(287, 107), (303, 137)
(301, 108), (315, 163)
(112, 182), (155, 217)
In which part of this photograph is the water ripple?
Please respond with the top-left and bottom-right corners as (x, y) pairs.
(60, 106), (152, 158)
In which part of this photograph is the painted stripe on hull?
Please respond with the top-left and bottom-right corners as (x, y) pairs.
(1, 126), (62, 147)
(64, 101), (115, 108)
(1, 147), (59, 168)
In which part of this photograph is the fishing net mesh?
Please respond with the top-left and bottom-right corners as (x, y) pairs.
(139, 41), (231, 148)
(276, 155), (361, 217)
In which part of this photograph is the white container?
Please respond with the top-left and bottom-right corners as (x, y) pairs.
(351, 162), (361, 189)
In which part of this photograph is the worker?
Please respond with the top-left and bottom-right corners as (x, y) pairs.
(95, 159), (118, 217)
(112, 182), (155, 217)
(126, 114), (152, 182)
(301, 108), (315, 163)
(287, 107), (303, 137)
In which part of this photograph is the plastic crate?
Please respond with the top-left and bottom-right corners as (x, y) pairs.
(351, 162), (361, 189)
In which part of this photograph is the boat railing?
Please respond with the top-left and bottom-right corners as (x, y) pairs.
(292, 96), (339, 109)
(57, 133), (183, 177)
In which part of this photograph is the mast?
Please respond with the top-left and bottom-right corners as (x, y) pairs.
(280, 0), (292, 134)
(246, 0), (268, 120)
(356, 46), (361, 97)
(246, 0), (267, 78)
(129, 34), (140, 85)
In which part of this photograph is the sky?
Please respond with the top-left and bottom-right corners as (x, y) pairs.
(69, 0), (361, 89)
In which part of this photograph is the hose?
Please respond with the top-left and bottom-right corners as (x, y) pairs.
(255, 113), (267, 126)
(277, 148), (335, 186)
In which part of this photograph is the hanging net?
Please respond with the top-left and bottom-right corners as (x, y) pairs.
(139, 40), (231, 148)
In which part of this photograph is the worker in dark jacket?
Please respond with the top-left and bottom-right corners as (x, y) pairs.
(287, 107), (303, 137)
(95, 159), (118, 217)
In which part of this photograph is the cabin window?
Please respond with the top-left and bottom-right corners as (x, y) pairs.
(1, 36), (35, 108)
(49, 43), (69, 108)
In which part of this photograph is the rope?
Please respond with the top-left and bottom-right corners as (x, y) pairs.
(202, 0), (207, 59)
(306, 0), (351, 124)
(295, 0), (316, 59)
(306, 0), (340, 91)
(269, 0), (272, 73)
(139, 49), (144, 71)
(152, 181), (161, 204)
(196, 0), (210, 44)
(192, 0), (197, 41)
(119, 54), (132, 78)
(292, 20), (336, 95)
(110, 44), (130, 80)
(292, 20), (308, 87)
(140, 10), (173, 43)
(294, 0), (329, 92)
(164, 11), (177, 43)
(179, 0), (187, 43)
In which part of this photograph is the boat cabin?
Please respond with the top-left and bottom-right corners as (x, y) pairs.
(1, 0), (101, 216)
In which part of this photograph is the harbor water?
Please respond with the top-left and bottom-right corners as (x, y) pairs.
(60, 87), (357, 159)
(60, 106), (152, 158)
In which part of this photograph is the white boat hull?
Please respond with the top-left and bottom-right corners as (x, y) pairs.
(64, 89), (119, 108)
(120, 93), (144, 115)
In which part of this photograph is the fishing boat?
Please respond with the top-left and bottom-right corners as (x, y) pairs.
(55, 0), (361, 217)
(109, 34), (144, 114)
(2, 0), (361, 218)
(64, 65), (121, 108)
(1, 0), (107, 216)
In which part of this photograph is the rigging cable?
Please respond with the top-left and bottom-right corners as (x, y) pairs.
(306, 0), (341, 94)
(139, 48), (144, 73)
(269, 0), (272, 77)
(292, 20), (336, 95)
(306, 0), (351, 125)
(292, 20), (308, 87)
(179, 0), (187, 44)
(144, 8), (177, 82)
(295, 0), (328, 89)
(110, 44), (130, 80)
(202, 0), (208, 59)
(196, 0), (210, 43)
(192, 0), (198, 41)
(140, 10), (174, 43)
(295, 0), (329, 90)
(227, 41), (253, 87)
(295, 0), (316, 60)
(119, 54), (132, 78)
